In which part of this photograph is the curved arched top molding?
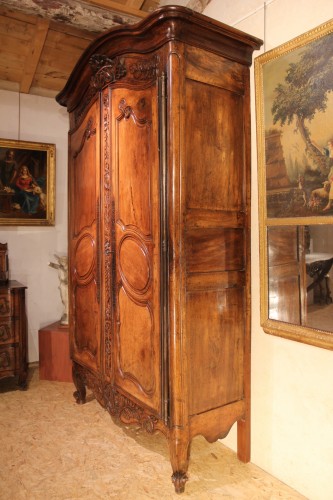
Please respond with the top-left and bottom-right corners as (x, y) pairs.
(56, 5), (262, 112)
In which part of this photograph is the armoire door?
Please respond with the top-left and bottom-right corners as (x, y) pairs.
(110, 83), (163, 416)
(68, 99), (101, 373)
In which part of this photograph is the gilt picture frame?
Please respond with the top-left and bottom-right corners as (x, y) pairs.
(0, 138), (55, 226)
(255, 19), (333, 350)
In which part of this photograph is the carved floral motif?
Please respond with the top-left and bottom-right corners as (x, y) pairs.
(74, 54), (159, 126)
(72, 362), (166, 436)
(128, 55), (159, 80)
(89, 55), (127, 89)
(103, 384), (160, 434)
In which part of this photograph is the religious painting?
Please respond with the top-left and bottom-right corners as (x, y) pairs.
(0, 139), (55, 225)
(255, 20), (333, 221)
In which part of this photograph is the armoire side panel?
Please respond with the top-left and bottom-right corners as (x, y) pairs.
(111, 85), (162, 415)
(184, 72), (247, 417)
(187, 288), (244, 415)
(185, 79), (244, 212)
(68, 102), (101, 372)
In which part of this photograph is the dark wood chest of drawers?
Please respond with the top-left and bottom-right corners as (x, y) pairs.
(0, 280), (28, 389)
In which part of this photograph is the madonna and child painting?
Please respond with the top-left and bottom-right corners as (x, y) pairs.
(0, 140), (55, 226)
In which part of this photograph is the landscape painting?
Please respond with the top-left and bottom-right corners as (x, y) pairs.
(255, 20), (333, 220)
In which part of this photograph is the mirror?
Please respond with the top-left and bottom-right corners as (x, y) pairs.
(255, 19), (333, 349)
(268, 225), (333, 332)
(261, 223), (333, 349)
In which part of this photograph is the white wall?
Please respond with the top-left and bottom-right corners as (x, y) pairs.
(0, 90), (68, 362)
(204, 1), (333, 499)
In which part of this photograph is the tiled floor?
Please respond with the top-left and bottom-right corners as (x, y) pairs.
(0, 367), (306, 499)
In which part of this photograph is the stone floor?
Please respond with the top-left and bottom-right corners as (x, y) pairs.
(0, 367), (306, 500)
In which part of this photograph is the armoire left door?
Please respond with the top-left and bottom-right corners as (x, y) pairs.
(109, 80), (163, 418)
(68, 98), (102, 375)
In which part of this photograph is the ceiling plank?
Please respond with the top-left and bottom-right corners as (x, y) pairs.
(125, 0), (145, 8)
(48, 20), (96, 42)
(0, 6), (39, 26)
(20, 18), (50, 94)
(85, 0), (147, 18)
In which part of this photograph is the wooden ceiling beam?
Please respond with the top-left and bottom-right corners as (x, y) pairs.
(20, 18), (50, 94)
(125, 0), (145, 8)
(85, 0), (147, 18)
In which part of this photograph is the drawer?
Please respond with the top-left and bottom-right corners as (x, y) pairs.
(0, 291), (11, 318)
(0, 345), (18, 373)
(0, 319), (15, 345)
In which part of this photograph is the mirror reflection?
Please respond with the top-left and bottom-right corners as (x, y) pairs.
(268, 224), (333, 332)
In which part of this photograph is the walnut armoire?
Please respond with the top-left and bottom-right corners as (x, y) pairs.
(56, 6), (262, 493)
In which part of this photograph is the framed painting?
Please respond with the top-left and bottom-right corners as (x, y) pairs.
(0, 139), (55, 226)
(255, 19), (333, 350)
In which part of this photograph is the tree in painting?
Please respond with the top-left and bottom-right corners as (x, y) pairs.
(272, 34), (333, 175)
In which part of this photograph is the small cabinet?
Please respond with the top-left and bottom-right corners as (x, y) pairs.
(0, 280), (28, 388)
(56, 6), (262, 493)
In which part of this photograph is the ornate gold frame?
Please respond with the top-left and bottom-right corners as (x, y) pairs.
(255, 19), (333, 350)
(0, 138), (55, 226)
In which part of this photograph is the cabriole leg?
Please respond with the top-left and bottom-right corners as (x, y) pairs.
(169, 434), (191, 494)
(72, 362), (86, 404)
